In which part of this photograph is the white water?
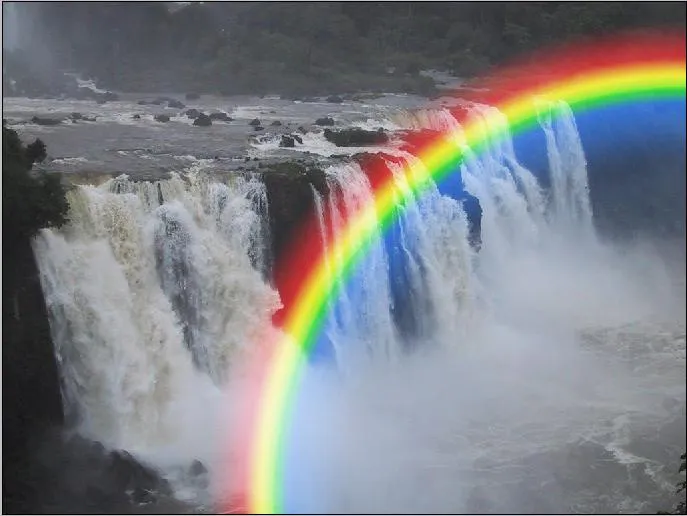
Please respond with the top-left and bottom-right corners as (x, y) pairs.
(32, 101), (684, 512)
(33, 171), (280, 481)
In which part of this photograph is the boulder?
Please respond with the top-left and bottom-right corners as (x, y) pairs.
(292, 134), (303, 144)
(279, 135), (296, 148)
(270, 120), (283, 126)
(249, 118), (261, 127)
(189, 460), (208, 477)
(315, 117), (335, 126)
(150, 99), (164, 106)
(185, 108), (203, 119)
(31, 116), (62, 126)
(209, 112), (232, 122)
(96, 99), (107, 105)
(253, 126), (264, 131)
(193, 114), (212, 127)
(154, 114), (170, 123)
(323, 128), (389, 147)
(82, 116), (97, 122)
(70, 112), (83, 121)
(132, 114), (141, 120)
(296, 126), (308, 134)
(185, 92), (200, 100)
(167, 99), (185, 109)
(326, 95), (343, 104)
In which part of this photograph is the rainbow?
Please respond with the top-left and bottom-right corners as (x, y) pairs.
(224, 31), (686, 514)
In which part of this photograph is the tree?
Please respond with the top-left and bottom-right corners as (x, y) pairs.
(2, 126), (69, 243)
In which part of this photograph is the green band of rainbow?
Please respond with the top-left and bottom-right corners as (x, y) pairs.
(224, 31), (686, 514)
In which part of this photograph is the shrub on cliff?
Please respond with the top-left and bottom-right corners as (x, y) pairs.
(2, 126), (69, 243)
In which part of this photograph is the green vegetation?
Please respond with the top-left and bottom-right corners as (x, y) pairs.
(5, 2), (685, 98)
(2, 124), (69, 243)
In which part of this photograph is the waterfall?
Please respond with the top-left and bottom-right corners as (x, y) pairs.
(33, 171), (280, 454)
(309, 101), (594, 363)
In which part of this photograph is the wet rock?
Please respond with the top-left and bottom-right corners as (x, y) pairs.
(323, 128), (389, 147)
(137, 100), (149, 105)
(189, 460), (208, 477)
(260, 160), (328, 265)
(31, 116), (62, 126)
(102, 91), (119, 102)
(154, 114), (170, 123)
(297, 126), (308, 134)
(96, 99), (107, 105)
(279, 135), (296, 148)
(167, 99), (185, 109)
(249, 118), (261, 127)
(130, 487), (156, 505)
(270, 120), (283, 126)
(150, 98), (165, 106)
(315, 117), (335, 126)
(292, 134), (303, 144)
(70, 112), (83, 121)
(132, 114), (141, 120)
(185, 108), (203, 119)
(253, 125), (264, 131)
(193, 113), (212, 127)
(185, 92), (200, 100)
(209, 111), (232, 122)
(326, 95), (343, 103)
(82, 116), (97, 122)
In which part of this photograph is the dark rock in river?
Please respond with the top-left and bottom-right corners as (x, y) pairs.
(249, 118), (261, 127)
(70, 112), (83, 121)
(189, 460), (208, 477)
(292, 134), (303, 144)
(137, 100), (149, 105)
(253, 126), (265, 131)
(193, 113), (212, 127)
(185, 92), (200, 100)
(132, 114), (141, 120)
(279, 135), (296, 148)
(185, 108), (203, 119)
(209, 111), (232, 122)
(31, 116), (62, 126)
(154, 114), (170, 123)
(326, 95), (343, 103)
(315, 117), (335, 126)
(270, 120), (283, 126)
(167, 99), (185, 109)
(323, 127), (389, 146)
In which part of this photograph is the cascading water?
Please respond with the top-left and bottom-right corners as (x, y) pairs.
(33, 171), (280, 458)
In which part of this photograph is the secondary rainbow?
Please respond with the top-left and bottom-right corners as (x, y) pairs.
(224, 31), (686, 514)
